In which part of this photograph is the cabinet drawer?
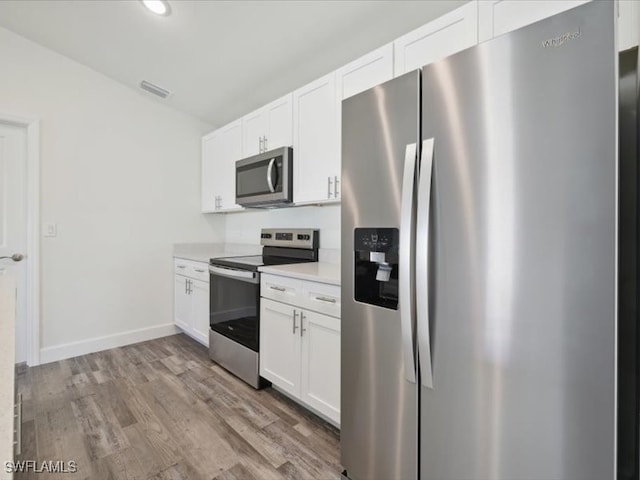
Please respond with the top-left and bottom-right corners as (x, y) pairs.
(302, 281), (341, 318)
(188, 263), (209, 282)
(174, 259), (210, 282)
(261, 274), (303, 303)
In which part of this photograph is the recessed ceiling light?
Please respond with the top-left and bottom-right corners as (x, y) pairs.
(141, 0), (171, 16)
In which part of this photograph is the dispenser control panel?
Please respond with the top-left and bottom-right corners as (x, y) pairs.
(354, 228), (399, 254)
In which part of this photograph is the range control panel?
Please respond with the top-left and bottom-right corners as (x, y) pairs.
(261, 228), (319, 249)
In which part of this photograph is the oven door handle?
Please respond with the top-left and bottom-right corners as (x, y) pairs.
(209, 265), (259, 284)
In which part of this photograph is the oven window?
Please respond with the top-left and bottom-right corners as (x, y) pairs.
(236, 158), (282, 197)
(209, 272), (260, 351)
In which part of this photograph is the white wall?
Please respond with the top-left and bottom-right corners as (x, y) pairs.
(0, 27), (225, 361)
(224, 205), (341, 250)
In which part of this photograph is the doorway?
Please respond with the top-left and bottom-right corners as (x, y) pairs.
(0, 114), (40, 366)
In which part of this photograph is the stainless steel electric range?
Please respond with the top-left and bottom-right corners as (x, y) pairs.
(208, 228), (319, 388)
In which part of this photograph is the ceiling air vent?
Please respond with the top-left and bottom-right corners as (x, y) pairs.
(139, 80), (171, 99)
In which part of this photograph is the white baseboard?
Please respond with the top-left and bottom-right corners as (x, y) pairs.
(39, 323), (179, 365)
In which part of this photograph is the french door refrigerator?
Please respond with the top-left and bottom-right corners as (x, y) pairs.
(341, 2), (637, 479)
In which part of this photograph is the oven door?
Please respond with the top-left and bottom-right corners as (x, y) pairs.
(209, 265), (260, 352)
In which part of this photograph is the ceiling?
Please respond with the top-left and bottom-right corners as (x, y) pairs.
(0, 0), (464, 127)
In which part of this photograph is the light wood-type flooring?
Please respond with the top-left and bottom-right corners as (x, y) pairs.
(14, 334), (342, 479)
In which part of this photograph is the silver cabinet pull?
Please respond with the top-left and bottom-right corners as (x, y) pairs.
(14, 393), (22, 456)
(264, 136), (268, 151)
(194, 269), (206, 273)
(315, 296), (336, 303)
(292, 310), (299, 334)
(300, 312), (306, 337)
(184, 278), (188, 294)
(334, 175), (340, 197)
(259, 136), (263, 153)
(270, 285), (286, 292)
(177, 265), (186, 269)
(399, 143), (418, 384)
(327, 177), (333, 199)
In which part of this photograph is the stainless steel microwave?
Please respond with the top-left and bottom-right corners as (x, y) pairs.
(235, 147), (293, 207)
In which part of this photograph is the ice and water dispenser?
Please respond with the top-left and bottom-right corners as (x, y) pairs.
(354, 228), (399, 310)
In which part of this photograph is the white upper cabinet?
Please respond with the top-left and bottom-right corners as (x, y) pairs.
(242, 94), (293, 157)
(201, 119), (243, 213)
(201, 131), (222, 213)
(394, 2), (478, 75)
(478, 1), (588, 42)
(293, 72), (339, 204)
(619, 0), (640, 51)
(266, 94), (293, 151)
(336, 43), (394, 101)
(478, 0), (638, 50)
(241, 108), (266, 158)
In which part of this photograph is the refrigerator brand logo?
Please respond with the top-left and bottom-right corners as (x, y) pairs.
(541, 28), (582, 48)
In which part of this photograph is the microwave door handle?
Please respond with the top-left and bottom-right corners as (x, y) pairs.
(267, 158), (276, 193)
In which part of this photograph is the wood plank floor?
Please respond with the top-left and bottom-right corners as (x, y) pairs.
(14, 334), (342, 480)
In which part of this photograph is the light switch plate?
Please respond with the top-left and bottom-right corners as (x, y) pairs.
(44, 223), (57, 238)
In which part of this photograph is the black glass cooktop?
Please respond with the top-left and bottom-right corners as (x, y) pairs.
(210, 254), (315, 272)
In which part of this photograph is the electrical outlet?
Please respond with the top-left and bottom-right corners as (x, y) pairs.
(44, 223), (57, 238)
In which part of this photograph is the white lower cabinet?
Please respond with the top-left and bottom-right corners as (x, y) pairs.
(260, 277), (341, 426)
(260, 299), (301, 397)
(174, 259), (210, 346)
(300, 309), (341, 423)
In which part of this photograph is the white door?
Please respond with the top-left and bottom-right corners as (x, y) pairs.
(259, 298), (301, 397)
(293, 72), (339, 204)
(300, 310), (341, 425)
(478, 0), (589, 42)
(242, 108), (266, 157)
(190, 278), (210, 346)
(201, 131), (222, 212)
(174, 275), (191, 332)
(394, 2), (478, 75)
(265, 94), (293, 150)
(0, 123), (27, 363)
(219, 120), (243, 210)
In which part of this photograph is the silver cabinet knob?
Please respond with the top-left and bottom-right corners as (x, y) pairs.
(0, 253), (24, 262)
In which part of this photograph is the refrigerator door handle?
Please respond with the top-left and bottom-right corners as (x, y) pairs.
(399, 142), (417, 384)
(417, 138), (434, 389)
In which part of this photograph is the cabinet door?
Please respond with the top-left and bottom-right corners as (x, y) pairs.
(242, 108), (266, 157)
(394, 2), (478, 75)
(190, 279), (210, 346)
(619, 0), (640, 51)
(265, 94), (293, 151)
(300, 310), (341, 425)
(219, 120), (243, 210)
(201, 132), (223, 213)
(336, 43), (394, 101)
(478, 0), (589, 42)
(293, 72), (339, 204)
(259, 298), (301, 397)
(174, 275), (191, 332)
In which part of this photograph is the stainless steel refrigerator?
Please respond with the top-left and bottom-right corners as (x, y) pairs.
(341, 2), (637, 479)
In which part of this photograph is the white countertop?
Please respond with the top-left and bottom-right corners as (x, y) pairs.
(173, 243), (262, 263)
(259, 262), (341, 286)
(0, 275), (15, 477)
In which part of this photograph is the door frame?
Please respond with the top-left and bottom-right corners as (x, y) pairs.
(0, 112), (40, 366)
